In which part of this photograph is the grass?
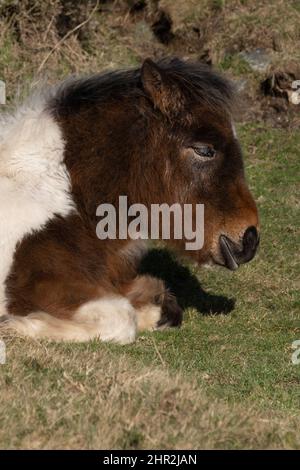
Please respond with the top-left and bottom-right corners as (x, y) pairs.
(120, 124), (300, 412)
(0, 0), (299, 450)
(0, 124), (299, 449)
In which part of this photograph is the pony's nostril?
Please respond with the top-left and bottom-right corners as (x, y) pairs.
(243, 226), (259, 250)
(219, 226), (259, 270)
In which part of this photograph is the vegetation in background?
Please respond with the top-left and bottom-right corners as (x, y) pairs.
(0, 0), (299, 449)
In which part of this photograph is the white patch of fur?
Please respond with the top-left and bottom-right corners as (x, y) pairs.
(74, 297), (137, 344)
(0, 296), (137, 344)
(136, 304), (162, 332)
(0, 96), (74, 314)
(0, 313), (94, 342)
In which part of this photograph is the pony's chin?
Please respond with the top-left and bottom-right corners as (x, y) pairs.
(202, 252), (234, 271)
(201, 260), (215, 269)
(186, 252), (218, 269)
(209, 254), (239, 271)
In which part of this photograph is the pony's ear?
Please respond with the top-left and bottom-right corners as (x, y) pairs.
(141, 59), (183, 116)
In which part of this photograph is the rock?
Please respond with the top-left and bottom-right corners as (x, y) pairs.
(240, 48), (271, 72)
(0, 80), (6, 105)
(261, 72), (300, 105)
(290, 80), (300, 105)
(290, 90), (300, 105)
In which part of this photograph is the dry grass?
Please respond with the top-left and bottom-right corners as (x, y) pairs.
(1, 0), (299, 102)
(1, 333), (299, 449)
(162, 0), (300, 66)
(0, 0), (299, 450)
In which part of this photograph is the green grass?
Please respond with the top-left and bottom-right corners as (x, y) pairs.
(0, 123), (299, 449)
(0, 0), (299, 449)
(219, 54), (252, 74)
(120, 124), (300, 411)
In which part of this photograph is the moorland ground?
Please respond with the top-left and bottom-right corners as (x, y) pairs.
(0, 0), (299, 449)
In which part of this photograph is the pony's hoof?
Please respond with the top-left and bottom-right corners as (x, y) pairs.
(156, 293), (183, 330)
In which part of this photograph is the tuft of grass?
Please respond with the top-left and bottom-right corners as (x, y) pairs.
(211, 0), (225, 12)
(219, 54), (252, 74)
(0, 333), (300, 450)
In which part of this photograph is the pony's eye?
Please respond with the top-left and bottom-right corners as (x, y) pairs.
(192, 144), (216, 159)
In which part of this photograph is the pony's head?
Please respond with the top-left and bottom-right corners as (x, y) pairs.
(56, 58), (259, 270)
(139, 58), (259, 269)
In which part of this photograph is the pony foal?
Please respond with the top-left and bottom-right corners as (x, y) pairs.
(0, 58), (259, 343)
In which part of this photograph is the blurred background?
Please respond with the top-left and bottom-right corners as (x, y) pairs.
(0, 0), (299, 127)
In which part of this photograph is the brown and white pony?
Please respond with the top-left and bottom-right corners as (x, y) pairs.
(0, 58), (259, 343)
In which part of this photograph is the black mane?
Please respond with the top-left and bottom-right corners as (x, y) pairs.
(51, 58), (234, 115)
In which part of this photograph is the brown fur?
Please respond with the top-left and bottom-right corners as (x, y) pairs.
(4, 58), (259, 340)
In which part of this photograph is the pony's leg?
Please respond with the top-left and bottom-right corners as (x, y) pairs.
(124, 275), (183, 332)
(73, 296), (137, 344)
(1, 296), (137, 344)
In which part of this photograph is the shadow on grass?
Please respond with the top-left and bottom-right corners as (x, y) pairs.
(139, 248), (235, 316)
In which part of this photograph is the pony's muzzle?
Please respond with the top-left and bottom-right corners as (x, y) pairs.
(219, 226), (260, 271)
